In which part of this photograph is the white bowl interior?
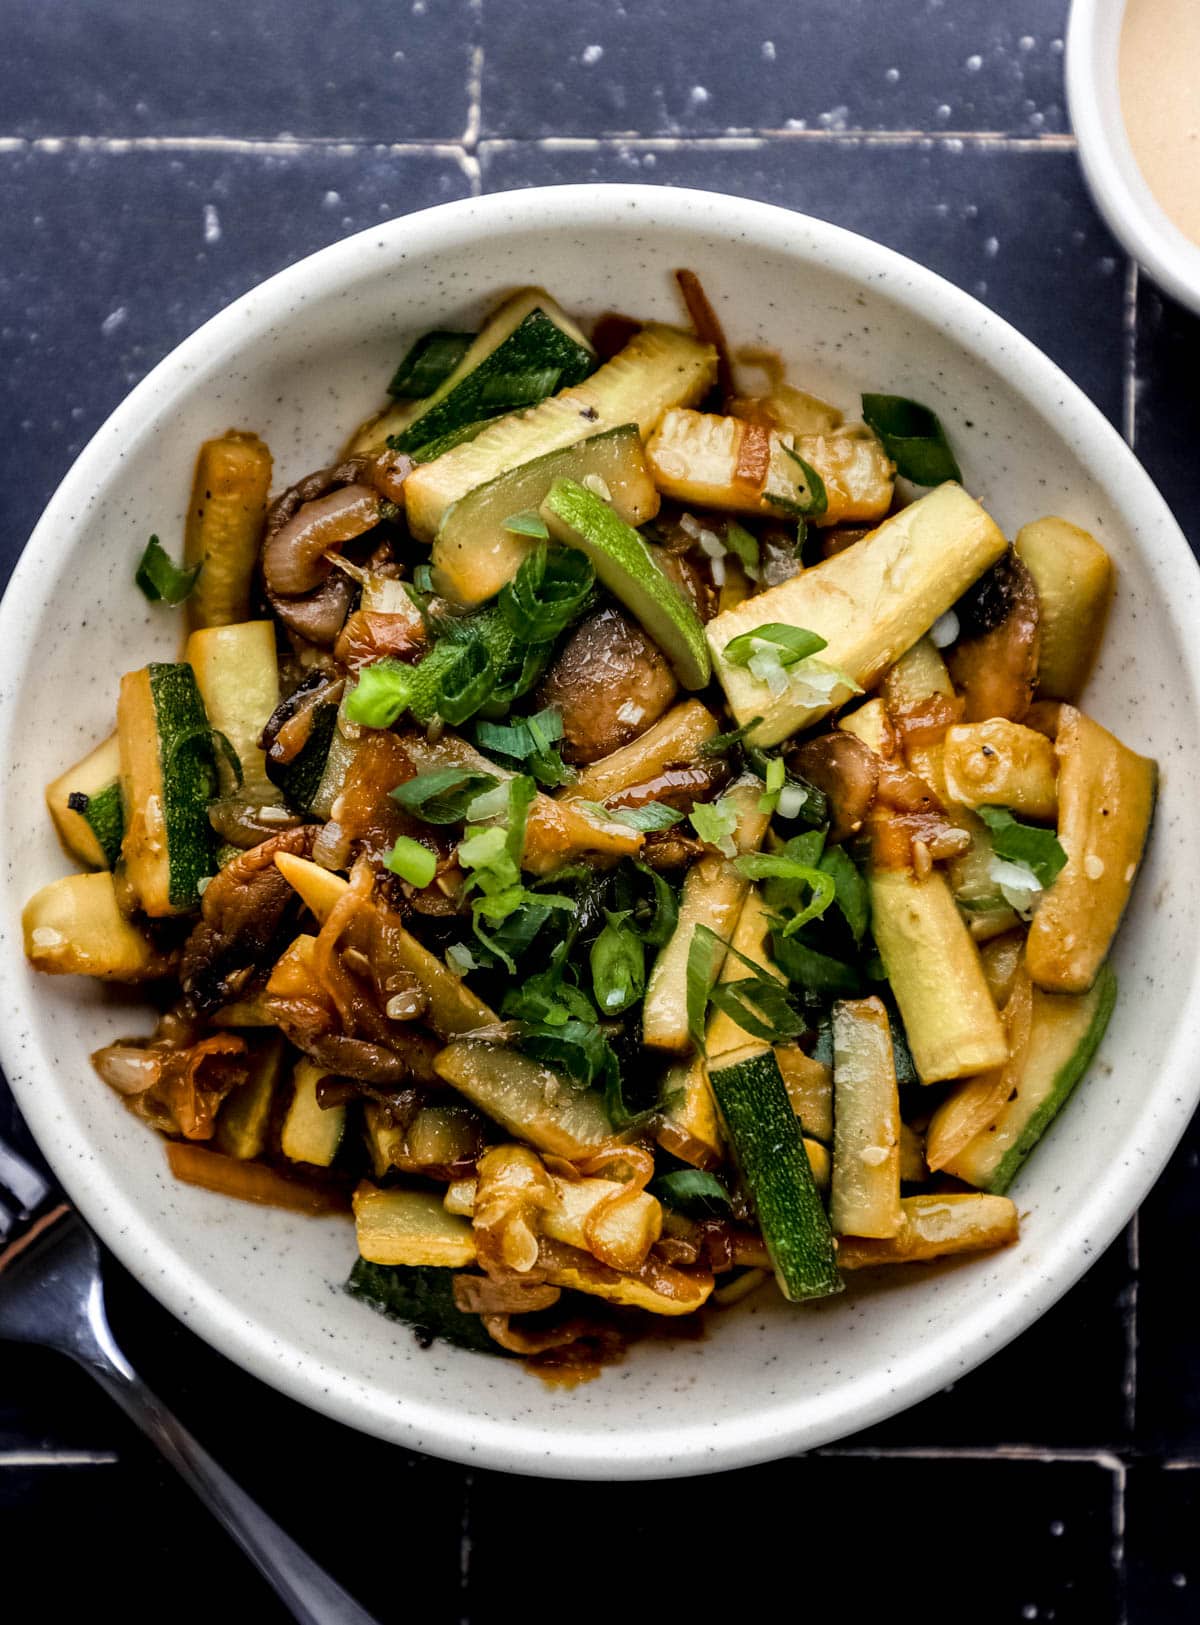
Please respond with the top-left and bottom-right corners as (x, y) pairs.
(1, 187), (1198, 1478)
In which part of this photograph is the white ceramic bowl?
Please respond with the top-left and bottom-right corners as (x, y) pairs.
(1, 185), (1197, 1480)
(1068, 0), (1200, 314)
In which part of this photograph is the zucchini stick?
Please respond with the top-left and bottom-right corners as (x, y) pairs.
(830, 996), (902, 1238)
(184, 431), (273, 629)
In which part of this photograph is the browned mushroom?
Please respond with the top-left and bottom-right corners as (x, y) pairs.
(791, 732), (881, 843)
(536, 607), (679, 764)
(947, 550), (1041, 723)
(180, 826), (317, 1013)
(603, 757), (733, 815)
(262, 458), (394, 645)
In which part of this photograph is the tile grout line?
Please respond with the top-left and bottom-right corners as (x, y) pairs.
(817, 1444), (1128, 1467)
(1113, 1458), (1129, 1625)
(0, 130), (1076, 158)
(0, 1449), (119, 1466)
(458, 1469), (474, 1623)
(1121, 258), (1140, 450)
(458, 0), (483, 193)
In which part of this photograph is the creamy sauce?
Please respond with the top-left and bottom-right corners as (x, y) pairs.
(1119, 0), (1200, 246)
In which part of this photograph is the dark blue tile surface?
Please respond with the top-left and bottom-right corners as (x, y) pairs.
(0, 147), (470, 583)
(1134, 281), (1200, 542)
(470, 1455), (1121, 1624)
(2, 0), (1199, 1617)
(480, 0), (1071, 138)
(1127, 1465), (1200, 1623)
(0, 0), (477, 141)
(479, 139), (1127, 426)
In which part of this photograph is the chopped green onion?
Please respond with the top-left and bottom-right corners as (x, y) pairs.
(780, 446), (828, 516)
(387, 330), (474, 399)
(498, 542), (595, 644)
(758, 754), (785, 813)
(650, 1169), (733, 1218)
(384, 836), (437, 887)
(391, 768), (499, 823)
(589, 910), (646, 1015)
(686, 923), (807, 1049)
(135, 535), (202, 605)
(724, 522), (760, 580)
(699, 716), (764, 757)
(734, 851), (836, 936)
(576, 799), (683, 833)
(445, 942), (480, 975)
(722, 622), (828, 669)
(503, 510), (551, 539)
(689, 796), (740, 857)
(818, 844), (870, 944)
(861, 393), (963, 486)
(977, 805), (1067, 888)
(346, 661), (412, 728)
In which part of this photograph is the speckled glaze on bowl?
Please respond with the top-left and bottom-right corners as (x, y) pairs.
(1, 185), (1197, 1481)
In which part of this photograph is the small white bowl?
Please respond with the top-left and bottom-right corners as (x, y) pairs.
(1, 185), (1198, 1479)
(1068, 0), (1200, 314)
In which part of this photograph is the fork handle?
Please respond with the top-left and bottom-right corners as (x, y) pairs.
(80, 1341), (378, 1625)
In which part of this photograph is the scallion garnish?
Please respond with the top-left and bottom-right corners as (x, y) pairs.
(503, 510), (551, 539)
(861, 393), (963, 486)
(977, 804), (1068, 888)
(135, 535), (202, 606)
(721, 623), (828, 669)
(391, 768), (500, 824)
(384, 836), (438, 887)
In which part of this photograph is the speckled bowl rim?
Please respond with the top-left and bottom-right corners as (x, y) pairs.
(1067, 0), (1200, 315)
(2, 184), (1198, 1480)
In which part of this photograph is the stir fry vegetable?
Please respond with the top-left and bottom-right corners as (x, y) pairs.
(24, 278), (1155, 1373)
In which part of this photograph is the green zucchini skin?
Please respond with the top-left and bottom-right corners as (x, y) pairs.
(708, 1046), (843, 1301)
(388, 331), (474, 400)
(150, 661), (217, 910)
(391, 310), (596, 456)
(985, 965), (1117, 1194)
(67, 782), (124, 869)
(267, 701), (339, 815)
(346, 1259), (505, 1355)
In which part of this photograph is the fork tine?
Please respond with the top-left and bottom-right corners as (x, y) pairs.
(0, 1136), (52, 1217)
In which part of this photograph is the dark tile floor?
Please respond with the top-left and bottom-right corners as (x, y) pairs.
(1, 4), (1196, 1620)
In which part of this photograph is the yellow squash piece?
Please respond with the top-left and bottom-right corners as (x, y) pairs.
(45, 733), (122, 870)
(707, 483), (1008, 746)
(942, 719), (1058, 822)
(1026, 707), (1156, 993)
(403, 323), (718, 543)
(22, 872), (164, 979)
(869, 865), (1008, 1082)
(185, 621), (280, 804)
(642, 777), (772, 1051)
(354, 1185), (479, 1268)
(184, 431), (273, 629)
(1015, 516), (1113, 701)
(830, 996), (903, 1239)
(836, 1193), (1018, 1268)
(645, 409), (894, 524)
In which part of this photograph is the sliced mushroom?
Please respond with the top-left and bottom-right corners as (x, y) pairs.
(948, 550), (1041, 722)
(536, 607), (679, 764)
(791, 732), (880, 843)
(262, 458), (391, 646)
(180, 827), (317, 1013)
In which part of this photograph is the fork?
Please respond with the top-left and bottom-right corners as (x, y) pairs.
(0, 1127), (378, 1625)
